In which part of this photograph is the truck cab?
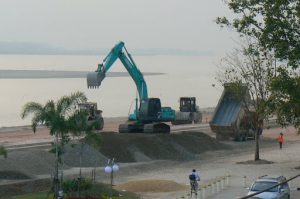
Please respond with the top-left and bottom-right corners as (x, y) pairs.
(180, 97), (197, 112)
(171, 97), (202, 125)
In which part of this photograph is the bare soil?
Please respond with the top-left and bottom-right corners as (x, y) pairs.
(0, 119), (299, 199)
(115, 179), (187, 192)
(236, 159), (274, 164)
(97, 131), (229, 162)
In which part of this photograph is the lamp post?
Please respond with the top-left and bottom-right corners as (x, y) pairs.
(104, 158), (119, 199)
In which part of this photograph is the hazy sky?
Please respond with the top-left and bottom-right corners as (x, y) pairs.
(1, 0), (237, 55)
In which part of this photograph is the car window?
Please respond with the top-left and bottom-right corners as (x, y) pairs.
(282, 182), (289, 189)
(251, 181), (279, 192)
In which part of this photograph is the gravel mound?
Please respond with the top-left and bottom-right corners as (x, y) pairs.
(96, 131), (229, 162)
(64, 143), (108, 167)
(0, 149), (56, 176)
(0, 131), (228, 177)
(0, 143), (108, 177)
(115, 179), (187, 192)
(0, 171), (30, 180)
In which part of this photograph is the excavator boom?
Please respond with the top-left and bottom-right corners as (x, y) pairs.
(87, 41), (148, 100)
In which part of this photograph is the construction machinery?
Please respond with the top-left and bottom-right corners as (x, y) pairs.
(86, 41), (175, 133)
(78, 102), (104, 131)
(171, 97), (202, 125)
(209, 83), (257, 141)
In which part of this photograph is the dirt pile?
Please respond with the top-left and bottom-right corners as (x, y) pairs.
(0, 131), (228, 178)
(115, 179), (187, 192)
(0, 149), (56, 176)
(96, 131), (229, 162)
(64, 143), (108, 167)
(0, 171), (30, 180)
(0, 143), (107, 178)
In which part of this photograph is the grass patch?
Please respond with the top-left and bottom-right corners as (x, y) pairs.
(9, 183), (139, 199)
(9, 192), (53, 199)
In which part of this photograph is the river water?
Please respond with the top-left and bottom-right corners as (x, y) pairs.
(0, 54), (222, 127)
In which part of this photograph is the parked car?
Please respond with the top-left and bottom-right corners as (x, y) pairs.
(247, 175), (290, 199)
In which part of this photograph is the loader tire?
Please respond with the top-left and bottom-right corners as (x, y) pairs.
(95, 117), (104, 130)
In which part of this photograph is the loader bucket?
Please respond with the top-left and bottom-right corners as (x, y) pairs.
(87, 72), (105, 88)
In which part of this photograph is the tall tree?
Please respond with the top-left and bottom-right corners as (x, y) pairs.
(217, 0), (300, 131)
(216, 0), (300, 68)
(268, 67), (300, 132)
(21, 91), (87, 198)
(216, 41), (276, 160)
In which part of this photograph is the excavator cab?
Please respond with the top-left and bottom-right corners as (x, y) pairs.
(180, 97), (197, 112)
(138, 98), (161, 122)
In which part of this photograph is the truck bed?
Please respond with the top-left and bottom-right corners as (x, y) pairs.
(211, 93), (242, 126)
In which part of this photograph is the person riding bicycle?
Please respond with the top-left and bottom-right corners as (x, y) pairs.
(189, 169), (200, 192)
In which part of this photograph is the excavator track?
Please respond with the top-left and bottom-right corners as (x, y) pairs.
(118, 123), (144, 133)
(143, 123), (170, 134)
(119, 122), (170, 134)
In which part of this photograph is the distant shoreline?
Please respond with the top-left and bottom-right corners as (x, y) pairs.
(0, 116), (128, 132)
(0, 108), (215, 130)
(0, 69), (164, 79)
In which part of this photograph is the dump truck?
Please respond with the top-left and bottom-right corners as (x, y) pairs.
(78, 102), (104, 131)
(209, 84), (256, 141)
(171, 97), (202, 125)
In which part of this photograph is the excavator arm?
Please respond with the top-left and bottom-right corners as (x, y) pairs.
(87, 41), (148, 101)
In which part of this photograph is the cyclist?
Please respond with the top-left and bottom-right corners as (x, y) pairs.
(189, 169), (200, 194)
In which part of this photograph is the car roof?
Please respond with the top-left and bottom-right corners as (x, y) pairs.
(255, 175), (286, 183)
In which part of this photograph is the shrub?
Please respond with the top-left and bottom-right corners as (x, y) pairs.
(63, 178), (92, 193)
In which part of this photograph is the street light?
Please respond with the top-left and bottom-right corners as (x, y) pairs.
(104, 158), (119, 199)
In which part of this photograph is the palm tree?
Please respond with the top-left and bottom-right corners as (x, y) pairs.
(68, 109), (101, 196)
(0, 146), (7, 158)
(21, 91), (87, 198)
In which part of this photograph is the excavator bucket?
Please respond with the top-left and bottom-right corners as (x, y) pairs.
(87, 72), (105, 88)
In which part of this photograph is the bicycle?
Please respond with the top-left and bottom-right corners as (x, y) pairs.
(190, 179), (198, 197)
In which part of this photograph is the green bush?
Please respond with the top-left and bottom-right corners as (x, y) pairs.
(63, 178), (92, 193)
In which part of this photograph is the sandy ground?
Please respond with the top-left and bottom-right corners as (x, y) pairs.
(0, 111), (212, 147)
(1, 116), (300, 198)
(110, 126), (300, 199)
(0, 117), (127, 147)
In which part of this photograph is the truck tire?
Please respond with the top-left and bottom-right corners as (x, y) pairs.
(234, 134), (243, 142)
(95, 117), (104, 130)
(189, 113), (193, 124)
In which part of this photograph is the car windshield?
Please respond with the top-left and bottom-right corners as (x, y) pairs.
(251, 181), (278, 192)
